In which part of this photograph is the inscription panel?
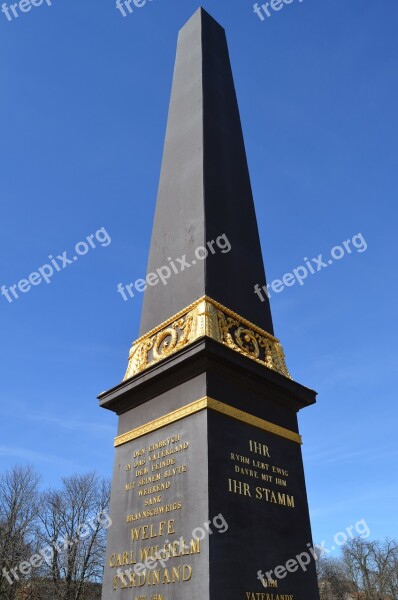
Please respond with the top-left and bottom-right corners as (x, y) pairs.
(208, 410), (320, 600)
(102, 411), (208, 600)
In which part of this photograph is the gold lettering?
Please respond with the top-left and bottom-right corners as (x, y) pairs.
(272, 466), (289, 477)
(161, 569), (171, 584)
(234, 466), (259, 478)
(255, 487), (295, 508)
(148, 435), (181, 452)
(164, 465), (187, 478)
(190, 538), (200, 554)
(126, 501), (183, 523)
(275, 478), (287, 487)
(109, 550), (136, 568)
(140, 546), (153, 561)
(244, 594), (293, 600)
(167, 520), (176, 534)
(230, 452), (250, 464)
(138, 481), (171, 495)
(144, 495), (162, 507)
(133, 448), (145, 458)
(253, 460), (270, 470)
(228, 478), (252, 497)
(138, 475), (161, 488)
(249, 440), (270, 457)
(152, 570), (160, 585)
(131, 520), (175, 541)
(151, 458), (176, 471)
(113, 565), (194, 590)
(148, 442), (189, 461)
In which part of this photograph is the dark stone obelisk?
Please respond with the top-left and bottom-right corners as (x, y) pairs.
(99, 8), (320, 600)
(140, 7), (273, 336)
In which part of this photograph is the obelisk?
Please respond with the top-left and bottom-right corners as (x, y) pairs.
(99, 8), (320, 600)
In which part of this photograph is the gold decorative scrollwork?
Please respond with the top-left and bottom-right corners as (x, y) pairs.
(123, 296), (291, 381)
(235, 327), (260, 358)
(152, 328), (178, 361)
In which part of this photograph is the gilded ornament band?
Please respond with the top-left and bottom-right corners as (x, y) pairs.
(114, 396), (302, 447)
(123, 297), (291, 381)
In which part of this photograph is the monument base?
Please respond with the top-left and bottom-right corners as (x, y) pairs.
(99, 339), (320, 599)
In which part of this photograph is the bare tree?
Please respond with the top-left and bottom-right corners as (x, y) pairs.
(343, 538), (398, 600)
(317, 556), (355, 600)
(386, 542), (398, 600)
(0, 465), (41, 600)
(39, 472), (110, 600)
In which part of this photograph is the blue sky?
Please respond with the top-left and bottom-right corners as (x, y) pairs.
(0, 0), (397, 552)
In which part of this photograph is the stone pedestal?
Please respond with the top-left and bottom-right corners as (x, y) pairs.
(100, 335), (320, 599)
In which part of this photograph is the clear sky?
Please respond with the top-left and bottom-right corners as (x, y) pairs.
(0, 0), (397, 554)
